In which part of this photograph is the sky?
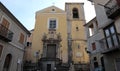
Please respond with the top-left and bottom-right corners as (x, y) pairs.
(0, 0), (96, 30)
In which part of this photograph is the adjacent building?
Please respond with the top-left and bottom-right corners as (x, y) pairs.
(24, 29), (34, 62)
(85, 0), (120, 71)
(30, 3), (89, 71)
(85, 17), (104, 71)
(0, 2), (30, 71)
(23, 29), (34, 71)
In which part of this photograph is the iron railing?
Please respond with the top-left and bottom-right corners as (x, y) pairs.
(104, 0), (120, 19)
(0, 24), (13, 42)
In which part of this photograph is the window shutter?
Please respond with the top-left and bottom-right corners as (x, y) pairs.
(19, 33), (24, 44)
(2, 18), (10, 28)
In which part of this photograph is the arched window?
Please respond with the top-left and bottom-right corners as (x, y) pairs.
(93, 57), (98, 68)
(3, 54), (12, 71)
(72, 8), (79, 18)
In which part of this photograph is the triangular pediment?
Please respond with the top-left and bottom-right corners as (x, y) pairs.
(36, 6), (66, 14)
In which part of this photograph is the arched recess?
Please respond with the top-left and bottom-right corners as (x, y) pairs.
(3, 54), (12, 71)
(72, 8), (79, 18)
(101, 57), (105, 71)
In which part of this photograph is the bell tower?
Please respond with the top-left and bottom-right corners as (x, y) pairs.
(65, 3), (89, 71)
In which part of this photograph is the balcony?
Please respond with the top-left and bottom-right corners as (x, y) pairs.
(0, 24), (13, 42)
(105, 0), (120, 19)
(100, 33), (120, 54)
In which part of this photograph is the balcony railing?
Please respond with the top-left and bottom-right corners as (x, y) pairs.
(105, 0), (120, 19)
(100, 33), (120, 54)
(0, 24), (14, 42)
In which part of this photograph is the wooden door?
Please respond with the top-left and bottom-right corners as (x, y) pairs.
(47, 44), (56, 58)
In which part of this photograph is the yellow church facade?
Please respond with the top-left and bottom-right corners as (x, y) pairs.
(32, 5), (68, 63)
(28, 3), (89, 71)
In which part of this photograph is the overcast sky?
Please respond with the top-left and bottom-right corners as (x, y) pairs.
(0, 0), (96, 30)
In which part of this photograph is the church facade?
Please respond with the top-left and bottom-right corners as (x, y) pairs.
(27, 3), (89, 71)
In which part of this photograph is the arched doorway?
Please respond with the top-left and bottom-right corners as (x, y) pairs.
(3, 54), (12, 71)
(101, 57), (105, 71)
